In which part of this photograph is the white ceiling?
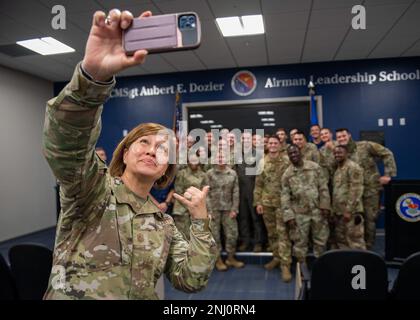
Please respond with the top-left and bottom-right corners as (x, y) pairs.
(0, 0), (419, 82)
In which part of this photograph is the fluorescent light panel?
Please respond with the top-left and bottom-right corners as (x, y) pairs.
(216, 15), (264, 37)
(263, 123), (275, 127)
(261, 118), (275, 122)
(200, 120), (214, 124)
(210, 124), (223, 128)
(16, 37), (75, 55)
(190, 114), (203, 119)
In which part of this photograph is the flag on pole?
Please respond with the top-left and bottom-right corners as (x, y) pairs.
(308, 80), (318, 125)
(173, 90), (188, 165)
(173, 90), (183, 134)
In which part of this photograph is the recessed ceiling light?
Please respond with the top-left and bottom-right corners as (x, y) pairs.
(190, 114), (203, 119)
(210, 124), (223, 128)
(263, 123), (275, 127)
(16, 37), (75, 55)
(200, 120), (214, 124)
(216, 15), (264, 37)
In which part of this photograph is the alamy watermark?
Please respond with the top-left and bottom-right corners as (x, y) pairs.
(352, 5), (366, 30)
(51, 5), (66, 30)
(351, 265), (366, 290)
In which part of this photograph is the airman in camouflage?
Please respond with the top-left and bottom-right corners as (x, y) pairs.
(319, 128), (338, 180)
(254, 136), (292, 281)
(281, 145), (331, 263)
(319, 128), (339, 248)
(310, 124), (325, 149)
(336, 128), (397, 249)
(275, 128), (290, 157)
(292, 131), (321, 164)
(207, 156), (244, 271)
(173, 156), (209, 240)
(42, 10), (216, 300)
(332, 145), (366, 249)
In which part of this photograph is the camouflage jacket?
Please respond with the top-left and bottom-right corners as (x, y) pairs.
(206, 166), (239, 212)
(332, 159), (364, 215)
(281, 160), (331, 222)
(279, 143), (289, 157)
(319, 141), (338, 179)
(253, 153), (290, 207)
(42, 64), (216, 300)
(173, 166), (208, 216)
(301, 142), (320, 164)
(347, 139), (397, 193)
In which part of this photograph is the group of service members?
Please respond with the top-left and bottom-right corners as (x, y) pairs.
(150, 125), (397, 283)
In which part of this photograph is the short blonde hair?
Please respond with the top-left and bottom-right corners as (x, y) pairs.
(109, 123), (177, 189)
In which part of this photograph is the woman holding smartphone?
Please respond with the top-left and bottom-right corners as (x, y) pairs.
(42, 9), (216, 300)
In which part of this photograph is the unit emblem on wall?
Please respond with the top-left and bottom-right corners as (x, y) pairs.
(396, 193), (420, 222)
(231, 70), (257, 96)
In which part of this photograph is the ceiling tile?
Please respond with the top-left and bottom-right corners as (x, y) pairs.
(37, 0), (104, 13)
(160, 51), (205, 71)
(266, 30), (306, 63)
(313, 0), (363, 10)
(401, 39), (420, 57)
(310, 8), (352, 29)
(261, 0), (311, 13)
(140, 54), (178, 73)
(152, 0), (214, 20)
(303, 27), (348, 62)
(193, 19), (236, 69)
(207, 0), (261, 17)
(335, 27), (389, 60)
(264, 11), (309, 31)
(225, 35), (267, 67)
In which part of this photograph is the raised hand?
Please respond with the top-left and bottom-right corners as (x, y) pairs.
(81, 9), (151, 82)
(173, 186), (210, 219)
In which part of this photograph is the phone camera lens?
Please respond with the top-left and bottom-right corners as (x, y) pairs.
(179, 15), (196, 29)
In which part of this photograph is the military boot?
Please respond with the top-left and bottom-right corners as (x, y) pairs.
(238, 243), (248, 252)
(225, 254), (245, 268)
(215, 257), (228, 271)
(264, 258), (280, 270)
(253, 243), (262, 253)
(281, 265), (292, 283)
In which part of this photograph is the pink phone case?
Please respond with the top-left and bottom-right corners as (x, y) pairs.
(123, 13), (200, 55)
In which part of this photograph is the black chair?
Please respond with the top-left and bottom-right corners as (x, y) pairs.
(390, 252), (420, 300)
(0, 254), (18, 300)
(8, 244), (53, 300)
(301, 249), (388, 300)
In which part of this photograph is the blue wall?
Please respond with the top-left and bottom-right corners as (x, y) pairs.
(55, 57), (420, 179)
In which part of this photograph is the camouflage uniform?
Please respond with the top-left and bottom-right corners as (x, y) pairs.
(206, 166), (240, 256)
(301, 143), (320, 164)
(279, 143), (289, 158)
(281, 160), (331, 261)
(173, 166), (208, 240)
(319, 141), (338, 180)
(42, 64), (217, 300)
(347, 139), (397, 249)
(235, 151), (265, 250)
(332, 159), (366, 249)
(254, 154), (291, 266)
(319, 141), (338, 248)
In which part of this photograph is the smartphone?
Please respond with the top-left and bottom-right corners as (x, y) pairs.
(123, 12), (201, 55)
